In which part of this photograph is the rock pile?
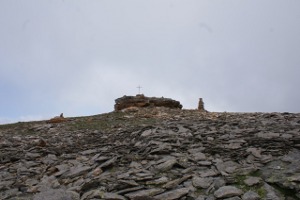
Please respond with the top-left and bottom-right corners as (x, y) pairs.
(0, 108), (300, 199)
(47, 113), (66, 124)
(114, 95), (183, 111)
(198, 98), (205, 111)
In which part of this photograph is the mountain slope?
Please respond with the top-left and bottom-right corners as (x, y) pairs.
(1, 108), (300, 199)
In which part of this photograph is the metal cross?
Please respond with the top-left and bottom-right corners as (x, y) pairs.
(137, 85), (142, 94)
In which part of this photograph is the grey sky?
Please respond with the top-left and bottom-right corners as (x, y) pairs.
(1, 0), (300, 124)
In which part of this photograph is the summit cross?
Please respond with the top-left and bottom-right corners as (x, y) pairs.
(137, 85), (142, 94)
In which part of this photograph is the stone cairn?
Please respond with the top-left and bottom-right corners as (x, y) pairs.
(198, 98), (205, 111)
(114, 94), (183, 111)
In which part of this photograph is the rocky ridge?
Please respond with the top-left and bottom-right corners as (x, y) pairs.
(0, 108), (300, 200)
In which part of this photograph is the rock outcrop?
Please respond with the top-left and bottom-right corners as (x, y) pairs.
(47, 113), (66, 124)
(0, 109), (300, 199)
(114, 95), (183, 111)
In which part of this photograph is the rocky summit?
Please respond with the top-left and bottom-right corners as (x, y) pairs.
(114, 95), (183, 111)
(1, 108), (300, 200)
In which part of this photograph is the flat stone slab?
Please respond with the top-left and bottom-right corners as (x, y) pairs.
(242, 191), (260, 200)
(243, 176), (262, 186)
(125, 188), (165, 199)
(192, 176), (213, 189)
(154, 188), (190, 200)
(155, 157), (177, 172)
(214, 186), (243, 198)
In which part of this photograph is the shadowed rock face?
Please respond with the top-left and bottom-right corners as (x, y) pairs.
(114, 95), (183, 111)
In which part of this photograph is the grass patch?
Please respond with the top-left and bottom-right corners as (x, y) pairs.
(0, 122), (29, 130)
(256, 187), (267, 198)
(194, 188), (206, 196)
(0, 121), (41, 135)
(233, 174), (266, 198)
(248, 170), (262, 177)
(66, 112), (158, 133)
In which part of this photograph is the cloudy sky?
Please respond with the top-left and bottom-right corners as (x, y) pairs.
(1, 1), (300, 124)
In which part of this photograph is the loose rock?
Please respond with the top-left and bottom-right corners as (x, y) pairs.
(214, 186), (243, 198)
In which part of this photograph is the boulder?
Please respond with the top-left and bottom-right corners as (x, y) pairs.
(114, 95), (182, 111)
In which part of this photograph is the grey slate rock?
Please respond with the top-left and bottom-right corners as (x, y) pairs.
(155, 157), (177, 172)
(263, 183), (284, 200)
(163, 175), (192, 189)
(1, 110), (300, 199)
(61, 165), (91, 178)
(101, 192), (127, 200)
(224, 197), (242, 200)
(33, 188), (77, 200)
(154, 187), (190, 200)
(214, 186), (243, 198)
(242, 191), (260, 200)
(192, 176), (213, 189)
(243, 177), (262, 186)
(125, 188), (165, 199)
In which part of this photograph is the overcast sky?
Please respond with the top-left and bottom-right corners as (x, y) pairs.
(1, 0), (300, 124)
